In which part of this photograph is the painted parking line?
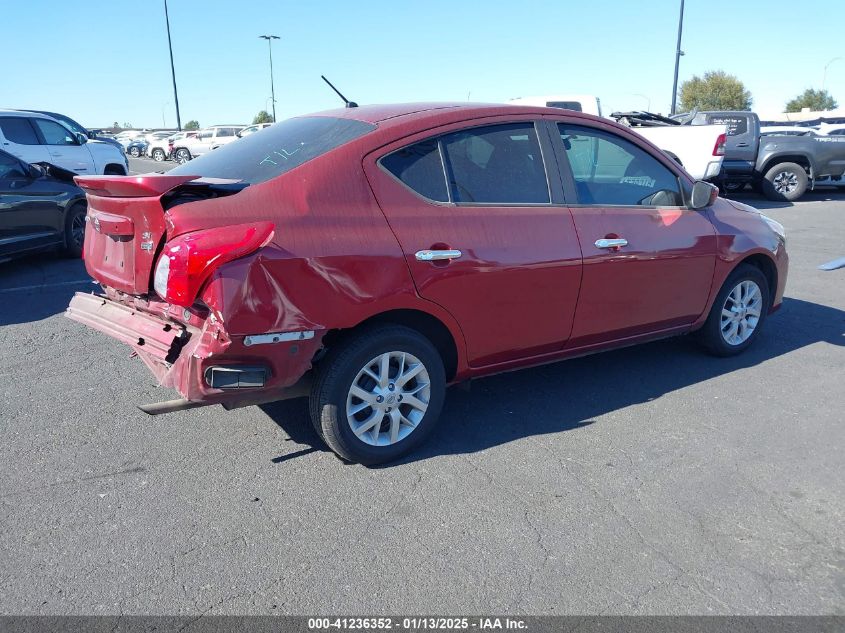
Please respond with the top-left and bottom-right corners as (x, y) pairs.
(0, 279), (95, 294)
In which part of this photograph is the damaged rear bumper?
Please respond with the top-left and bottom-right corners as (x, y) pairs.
(66, 292), (322, 412)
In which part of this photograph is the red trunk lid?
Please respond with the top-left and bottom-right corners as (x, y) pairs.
(75, 174), (198, 295)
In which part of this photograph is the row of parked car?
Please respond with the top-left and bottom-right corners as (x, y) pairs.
(0, 109), (128, 176)
(114, 123), (273, 163)
(511, 95), (845, 201)
(0, 114), (275, 262)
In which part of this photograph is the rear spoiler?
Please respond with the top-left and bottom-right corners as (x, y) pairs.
(74, 173), (200, 198)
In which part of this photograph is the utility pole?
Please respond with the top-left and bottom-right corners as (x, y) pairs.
(164, 0), (182, 131)
(670, 0), (685, 115)
(259, 35), (280, 122)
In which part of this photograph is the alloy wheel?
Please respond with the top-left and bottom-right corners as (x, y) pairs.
(720, 280), (763, 346)
(70, 211), (86, 249)
(772, 171), (798, 194)
(345, 351), (431, 447)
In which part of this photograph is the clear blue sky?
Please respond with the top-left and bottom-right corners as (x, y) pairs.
(1, 0), (841, 128)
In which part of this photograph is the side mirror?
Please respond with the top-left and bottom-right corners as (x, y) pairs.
(690, 180), (718, 209)
(27, 164), (43, 179)
(76, 133), (88, 145)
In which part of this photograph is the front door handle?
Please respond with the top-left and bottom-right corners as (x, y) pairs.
(415, 249), (462, 261)
(595, 238), (628, 249)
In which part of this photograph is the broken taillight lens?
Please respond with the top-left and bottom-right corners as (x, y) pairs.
(152, 222), (275, 307)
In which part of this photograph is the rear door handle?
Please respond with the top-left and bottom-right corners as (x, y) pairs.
(736, 142), (749, 147)
(595, 238), (628, 249)
(415, 249), (462, 261)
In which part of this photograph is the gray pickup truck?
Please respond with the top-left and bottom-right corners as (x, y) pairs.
(679, 110), (845, 200)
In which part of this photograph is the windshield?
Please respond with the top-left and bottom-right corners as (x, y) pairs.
(169, 116), (375, 185)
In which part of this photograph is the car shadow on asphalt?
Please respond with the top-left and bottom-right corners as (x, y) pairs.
(0, 254), (93, 326)
(261, 296), (845, 467)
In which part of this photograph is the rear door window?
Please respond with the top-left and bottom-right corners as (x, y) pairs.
(440, 123), (550, 204)
(169, 116), (375, 185)
(0, 117), (40, 145)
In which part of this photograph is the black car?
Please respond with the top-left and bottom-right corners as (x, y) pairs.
(125, 139), (148, 158)
(0, 148), (87, 262)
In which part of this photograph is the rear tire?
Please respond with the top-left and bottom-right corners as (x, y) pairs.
(762, 162), (807, 201)
(309, 325), (446, 465)
(175, 149), (191, 164)
(64, 203), (87, 258)
(696, 264), (770, 357)
(129, 147), (140, 157)
(722, 181), (745, 194)
(152, 148), (166, 162)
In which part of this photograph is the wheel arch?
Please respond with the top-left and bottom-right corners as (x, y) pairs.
(759, 154), (812, 178)
(321, 308), (461, 382)
(737, 252), (778, 307)
(104, 163), (126, 175)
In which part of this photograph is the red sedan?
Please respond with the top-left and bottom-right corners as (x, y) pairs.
(67, 103), (788, 465)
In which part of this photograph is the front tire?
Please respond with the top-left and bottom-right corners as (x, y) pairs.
(152, 148), (166, 162)
(696, 264), (770, 356)
(762, 162), (807, 201)
(309, 325), (446, 465)
(129, 147), (140, 157)
(175, 149), (191, 164)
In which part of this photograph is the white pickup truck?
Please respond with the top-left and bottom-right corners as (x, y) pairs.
(508, 95), (726, 181)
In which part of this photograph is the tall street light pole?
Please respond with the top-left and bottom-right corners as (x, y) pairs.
(259, 35), (280, 122)
(670, 0), (685, 115)
(822, 57), (842, 92)
(164, 0), (182, 131)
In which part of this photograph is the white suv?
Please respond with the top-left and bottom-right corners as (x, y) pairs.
(172, 125), (244, 163)
(0, 110), (128, 175)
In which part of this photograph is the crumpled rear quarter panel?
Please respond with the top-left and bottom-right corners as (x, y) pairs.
(166, 143), (466, 375)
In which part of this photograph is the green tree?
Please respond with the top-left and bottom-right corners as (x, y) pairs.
(184, 120), (200, 130)
(253, 110), (273, 124)
(679, 70), (752, 112)
(785, 88), (838, 112)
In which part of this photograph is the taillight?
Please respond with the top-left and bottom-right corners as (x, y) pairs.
(713, 133), (726, 156)
(153, 222), (274, 307)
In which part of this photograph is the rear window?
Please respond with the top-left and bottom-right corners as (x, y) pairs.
(170, 116), (375, 184)
(546, 101), (583, 112)
(706, 115), (748, 136)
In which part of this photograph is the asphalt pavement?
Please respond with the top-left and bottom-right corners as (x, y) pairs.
(0, 187), (843, 616)
(128, 156), (174, 175)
